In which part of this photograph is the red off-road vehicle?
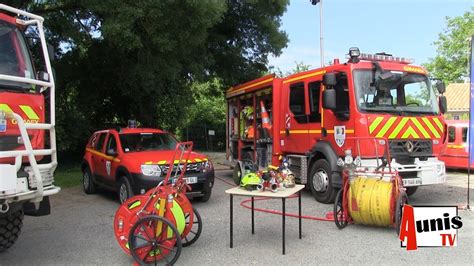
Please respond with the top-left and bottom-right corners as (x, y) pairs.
(82, 127), (214, 203)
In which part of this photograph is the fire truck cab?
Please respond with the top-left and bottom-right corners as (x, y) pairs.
(226, 48), (447, 203)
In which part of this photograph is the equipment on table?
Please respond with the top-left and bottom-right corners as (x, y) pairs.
(279, 157), (295, 188)
(240, 172), (262, 191)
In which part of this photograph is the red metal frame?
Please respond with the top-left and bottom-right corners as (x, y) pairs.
(113, 142), (197, 264)
(336, 137), (403, 227)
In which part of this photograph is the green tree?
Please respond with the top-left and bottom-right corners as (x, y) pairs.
(425, 7), (474, 83)
(3, 1), (289, 154)
(270, 61), (312, 77)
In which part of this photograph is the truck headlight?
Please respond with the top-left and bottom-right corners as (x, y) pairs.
(141, 165), (162, 177)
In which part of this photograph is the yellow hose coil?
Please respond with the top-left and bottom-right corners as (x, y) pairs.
(348, 176), (393, 227)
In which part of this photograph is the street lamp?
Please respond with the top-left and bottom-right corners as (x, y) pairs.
(310, 0), (324, 67)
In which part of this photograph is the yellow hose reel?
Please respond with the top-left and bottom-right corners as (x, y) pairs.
(348, 176), (394, 227)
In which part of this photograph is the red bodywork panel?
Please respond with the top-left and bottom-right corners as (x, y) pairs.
(440, 120), (473, 169)
(0, 91), (45, 164)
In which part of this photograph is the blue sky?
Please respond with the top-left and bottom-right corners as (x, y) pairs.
(269, 0), (473, 72)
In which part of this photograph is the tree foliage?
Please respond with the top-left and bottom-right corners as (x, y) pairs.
(425, 7), (474, 83)
(270, 61), (312, 77)
(3, 0), (289, 154)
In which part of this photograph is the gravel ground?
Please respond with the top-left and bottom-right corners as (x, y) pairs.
(1, 165), (473, 265)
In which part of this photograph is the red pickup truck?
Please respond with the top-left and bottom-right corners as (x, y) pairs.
(82, 127), (214, 203)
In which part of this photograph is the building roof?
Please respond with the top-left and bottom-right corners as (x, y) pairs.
(444, 83), (470, 112)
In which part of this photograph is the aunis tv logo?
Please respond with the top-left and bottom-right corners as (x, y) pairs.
(399, 205), (463, 250)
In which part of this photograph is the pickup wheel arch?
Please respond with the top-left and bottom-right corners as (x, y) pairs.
(115, 166), (132, 184)
(81, 160), (95, 182)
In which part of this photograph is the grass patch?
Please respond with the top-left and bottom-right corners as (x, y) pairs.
(54, 163), (82, 188)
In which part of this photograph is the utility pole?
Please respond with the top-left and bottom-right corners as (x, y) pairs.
(311, 0), (324, 67)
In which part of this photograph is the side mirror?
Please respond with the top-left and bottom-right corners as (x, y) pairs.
(439, 95), (447, 114)
(107, 149), (117, 156)
(436, 82), (446, 94)
(323, 89), (337, 110)
(323, 73), (337, 86)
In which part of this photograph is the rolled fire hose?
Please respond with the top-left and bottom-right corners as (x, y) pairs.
(348, 176), (394, 227)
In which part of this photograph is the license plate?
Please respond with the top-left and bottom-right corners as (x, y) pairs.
(403, 178), (422, 186)
(172, 176), (197, 184)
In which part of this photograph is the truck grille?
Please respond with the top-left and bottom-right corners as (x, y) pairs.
(389, 140), (432, 158)
(162, 162), (203, 174)
(26, 167), (54, 188)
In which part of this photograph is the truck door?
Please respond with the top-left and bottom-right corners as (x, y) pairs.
(282, 82), (309, 153)
(104, 133), (119, 183)
(321, 72), (353, 150)
(92, 132), (108, 180)
(307, 80), (323, 149)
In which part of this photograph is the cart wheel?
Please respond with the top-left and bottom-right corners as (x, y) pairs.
(182, 207), (202, 247)
(395, 191), (408, 235)
(129, 215), (182, 265)
(334, 189), (348, 229)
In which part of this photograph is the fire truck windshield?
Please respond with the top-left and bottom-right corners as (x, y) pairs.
(353, 70), (439, 115)
(0, 20), (35, 90)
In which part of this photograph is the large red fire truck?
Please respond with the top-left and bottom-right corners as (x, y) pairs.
(440, 120), (474, 169)
(226, 48), (448, 203)
(0, 4), (59, 251)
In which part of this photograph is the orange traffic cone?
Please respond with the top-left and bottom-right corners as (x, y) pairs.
(260, 101), (272, 132)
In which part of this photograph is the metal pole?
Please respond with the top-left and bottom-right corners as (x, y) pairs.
(468, 36), (473, 210)
(230, 194), (233, 248)
(319, 0), (324, 67)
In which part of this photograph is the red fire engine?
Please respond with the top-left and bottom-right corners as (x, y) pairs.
(440, 120), (473, 169)
(226, 48), (448, 203)
(0, 4), (59, 251)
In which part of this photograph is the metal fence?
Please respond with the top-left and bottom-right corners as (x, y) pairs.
(183, 124), (225, 152)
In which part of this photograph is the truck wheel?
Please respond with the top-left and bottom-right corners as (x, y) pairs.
(395, 191), (408, 235)
(196, 189), (212, 202)
(0, 210), (24, 252)
(82, 166), (96, 194)
(118, 177), (133, 204)
(405, 186), (418, 196)
(308, 159), (337, 203)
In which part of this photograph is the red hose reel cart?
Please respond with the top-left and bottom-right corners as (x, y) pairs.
(333, 137), (408, 231)
(113, 142), (202, 265)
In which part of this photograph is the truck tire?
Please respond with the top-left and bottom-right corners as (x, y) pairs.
(405, 186), (418, 196)
(82, 166), (97, 194)
(118, 176), (134, 204)
(0, 210), (24, 252)
(308, 159), (337, 203)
